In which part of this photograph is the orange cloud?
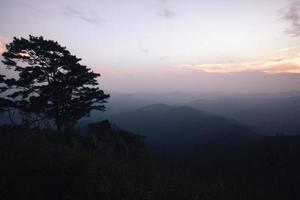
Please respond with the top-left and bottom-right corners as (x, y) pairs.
(0, 37), (6, 54)
(178, 47), (300, 74)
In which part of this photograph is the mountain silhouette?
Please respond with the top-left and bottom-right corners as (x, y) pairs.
(189, 96), (300, 135)
(110, 104), (258, 155)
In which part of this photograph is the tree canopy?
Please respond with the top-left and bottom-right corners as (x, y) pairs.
(0, 35), (109, 130)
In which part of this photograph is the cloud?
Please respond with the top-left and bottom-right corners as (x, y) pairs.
(159, 56), (169, 60)
(178, 48), (300, 74)
(158, 8), (177, 19)
(157, 0), (177, 19)
(62, 6), (101, 25)
(141, 49), (149, 54)
(282, 0), (300, 37)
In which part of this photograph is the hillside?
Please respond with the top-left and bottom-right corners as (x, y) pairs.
(1, 124), (300, 199)
(110, 104), (258, 155)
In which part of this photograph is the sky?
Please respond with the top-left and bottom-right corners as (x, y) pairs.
(0, 0), (300, 93)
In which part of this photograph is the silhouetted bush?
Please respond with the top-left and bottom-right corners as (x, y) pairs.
(1, 124), (300, 200)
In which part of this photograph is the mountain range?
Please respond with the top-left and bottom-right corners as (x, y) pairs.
(109, 104), (258, 156)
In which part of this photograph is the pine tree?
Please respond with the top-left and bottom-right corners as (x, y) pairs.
(1, 35), (109, 130)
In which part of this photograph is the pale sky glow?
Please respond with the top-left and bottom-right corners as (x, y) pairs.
(179, 46), (300, 73)
(0, 0), (300, 93)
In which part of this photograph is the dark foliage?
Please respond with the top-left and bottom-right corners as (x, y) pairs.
(0, 124), (147, 200)
(0, 124), (300, 200)
(86, 120), (145, 157)
(0, 35), (109, 130)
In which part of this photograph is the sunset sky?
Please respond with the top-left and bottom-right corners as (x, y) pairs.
(0, 0), (300, 93)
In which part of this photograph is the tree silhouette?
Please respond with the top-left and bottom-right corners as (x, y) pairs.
(0, 35), (109, 131)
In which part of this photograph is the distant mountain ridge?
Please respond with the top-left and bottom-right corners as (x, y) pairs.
(188, 96), (300, 135)
(109, 104), (258, 155)
(78, 93), (300, 136)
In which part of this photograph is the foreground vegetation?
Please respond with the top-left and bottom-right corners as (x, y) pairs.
(0, 122), (300, 200)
